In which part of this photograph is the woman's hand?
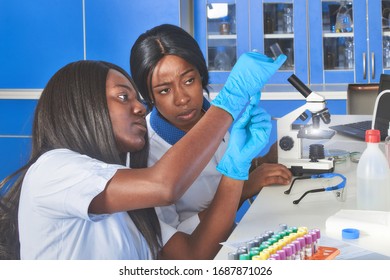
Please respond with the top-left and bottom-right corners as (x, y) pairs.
(241, 163), (292, 203)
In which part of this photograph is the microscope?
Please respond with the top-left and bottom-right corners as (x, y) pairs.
(277, 74), (335, 176)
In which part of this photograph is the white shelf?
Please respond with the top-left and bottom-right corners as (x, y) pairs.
(207, 34), (237, 40)
(264, 33), (294, 39)
(323, 32), (354, 38)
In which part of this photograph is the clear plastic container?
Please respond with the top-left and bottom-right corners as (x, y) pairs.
(335, 1), (353, 33)
(344, 40), (354, 69)
(283, 7), (293, 33)
(356, 130), (390, 211)
(214, 46), (231, 71)
(383, 40), (390, 68)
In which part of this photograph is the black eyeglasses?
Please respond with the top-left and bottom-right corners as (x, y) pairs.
(284, 173), (347, 204)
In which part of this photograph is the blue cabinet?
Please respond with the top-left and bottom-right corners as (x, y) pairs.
(309, 0), (390, 84)
(0, 0), (84, 89)
(194, 0), (250, 84)
(195, 0), (390, 85)
(85, 0), (181, 71)
(0, 0), (182, 183)
(250, 0), (308, 84)
(194, 0), (308, 84)
(0, 0), (182, 88)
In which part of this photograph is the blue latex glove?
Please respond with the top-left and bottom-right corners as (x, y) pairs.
(212, 52), (286, 120)
(216, 94), (272, 180)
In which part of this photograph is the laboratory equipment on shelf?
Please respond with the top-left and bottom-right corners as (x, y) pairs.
(277, 74), (335, 176)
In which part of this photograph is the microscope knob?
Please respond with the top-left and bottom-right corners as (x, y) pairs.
(279, 136), (294, 151)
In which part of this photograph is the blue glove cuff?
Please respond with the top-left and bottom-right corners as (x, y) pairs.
(211, 87), (252, 120)
(216, 154), (251, 180)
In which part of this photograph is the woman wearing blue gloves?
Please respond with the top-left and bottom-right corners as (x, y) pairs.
(130, 24), (292, 234)
(1, 53), (282, 259)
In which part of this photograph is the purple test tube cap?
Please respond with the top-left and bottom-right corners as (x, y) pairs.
(304, 234), (312, 245)
(277, 249), (286, 260)
(284, 246), (292, 257)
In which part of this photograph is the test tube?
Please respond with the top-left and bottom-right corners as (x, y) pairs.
(270, 253), (281, 260)
(239, 253), (250, 260)
(284, 246), (293, 260)
(289, 232), (298, 241)
(236, 247), (247, 259)
(309, 231), (318, 254)
(249, 247), (260, 258)
(304, 234), (313, 259)
(265, 230), (274, 238)
(258, 252), (269, 260)
(268, 237), (279, 245)
(252, 237), (261, 247)
(276, 249), (286, 260)
(292, 240), (302, 260)
(287, 243), (296, 260)
(259, 243), (269, 252)
(297, 226), (308, 236)
(279, 223), (288, 231)
(290, 226), (298, 233)
(246, 240), (257, 252)
(228, 251), (239, 260)
(297, 237), (306, 260)
(261, 233), (270, 242)
(313, 228), (321, 245)
(267, 244), (278, 255)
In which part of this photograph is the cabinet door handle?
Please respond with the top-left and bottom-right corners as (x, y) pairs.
(363, 52), (367, 80)
(371, 52), (375, 80)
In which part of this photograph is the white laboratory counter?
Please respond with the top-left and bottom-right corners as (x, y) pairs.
(215, 115), (390, 260)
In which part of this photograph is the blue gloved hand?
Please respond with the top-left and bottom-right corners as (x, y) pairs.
(212, 52), (286, 120)
(216, 94), (272, 180)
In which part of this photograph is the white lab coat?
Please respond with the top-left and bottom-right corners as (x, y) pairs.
(19, 149), (176, 259)
(146, 113), (229, 234)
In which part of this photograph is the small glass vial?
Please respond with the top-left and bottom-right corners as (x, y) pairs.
(276, 249), (286, 260)
(264, 14), (274, 34)
(228, 251), (239, 260)
(312, 229), (321, 246)
(292, 240), (302, 260)
(284, 246), (293, 260)
(287, 244), (296, 260)
(297, 237), (306, 260)
(283, 7), (293, 33)
(249, 248), (260, 259)
(239, 253), (250, 260)
(214, 46), (231, 71)
(304, 234), (313, 259)
(309, 231), (318, 254)
(384, 40), (390, 68)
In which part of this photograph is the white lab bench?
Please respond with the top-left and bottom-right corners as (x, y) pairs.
(215, 115), (390, 260)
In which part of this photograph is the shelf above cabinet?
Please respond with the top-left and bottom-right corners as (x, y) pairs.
(208, 34), (237, 40)
(323, 32), (354, 38)
(264, 33), (294, 39)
